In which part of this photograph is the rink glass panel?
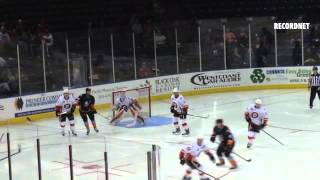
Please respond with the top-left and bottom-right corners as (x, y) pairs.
(45, 32), (69, 92)
(276, 18), (302, 67)
(90, 30), (114, 84)
(303, 23), (320, 66)
(250, 17), (276, 67)
(154, 22), (177, 76)
(112, 28), (135, 82)
(67, 31), (90, 88)
(176, 20), (200, 73)
(135, 27), (157, 79)
(200, 20), (225, 71)
(19, 38), (45, 94)
(0, 41), (19, 97)
(225, 18), (250, 69)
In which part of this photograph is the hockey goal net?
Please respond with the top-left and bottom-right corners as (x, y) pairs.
(112, 86), (151, 118)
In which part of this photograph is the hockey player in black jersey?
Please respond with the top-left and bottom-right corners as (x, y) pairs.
(78, 88), (99, 135)
(210, 119), (237, 169)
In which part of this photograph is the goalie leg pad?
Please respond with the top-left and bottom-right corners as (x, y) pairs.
(111, 109), (125, 124)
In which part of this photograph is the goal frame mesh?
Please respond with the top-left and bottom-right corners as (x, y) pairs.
(112, 86), (151, 118)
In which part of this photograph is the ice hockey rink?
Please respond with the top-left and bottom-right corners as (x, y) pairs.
(1, 89), (320, 180)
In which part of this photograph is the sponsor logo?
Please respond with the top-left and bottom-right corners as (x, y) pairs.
(14, 97), (24, 110)
(250, 69), (266, 83)
(15, 108), (55, 117)
(24, 95), (60, 108)
(155, 77), (180, 93)
(286, 69), (311, 77)
(190, 72), (241, 86)
(266, 69), (285, 75)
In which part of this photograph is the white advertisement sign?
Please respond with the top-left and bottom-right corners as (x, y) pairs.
(0, 66), (312, 121)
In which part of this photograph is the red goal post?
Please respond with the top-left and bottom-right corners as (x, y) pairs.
(112, 86), (151, 118)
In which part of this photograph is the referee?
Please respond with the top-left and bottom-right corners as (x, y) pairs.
(308, 66), (320, 109)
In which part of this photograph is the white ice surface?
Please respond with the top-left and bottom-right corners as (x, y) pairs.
(1, 89), (320, 180)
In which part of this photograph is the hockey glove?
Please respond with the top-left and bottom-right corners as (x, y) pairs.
(70, 105), (76, 114)
(207, 152), (215, 163)
(180, 159), (185, 165)
(210, 135), (216, 143)
(55, 106), (61, 117)
(244, 112), (251, 123)
(259, 123), (266, 130)
(120, 105), (128, 112)
(193, 161), (201, 168)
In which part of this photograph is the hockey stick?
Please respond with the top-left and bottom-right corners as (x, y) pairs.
(187, 113), (210, 119)
(262, 130), (284, 145)
(231, 151), (252, 162)
(0, 144), (22, 161)
(212, 142), (252, 162)
(195, 167), (220, 180)
(97, 112), (111, 120)
(268, 124), (320, 133)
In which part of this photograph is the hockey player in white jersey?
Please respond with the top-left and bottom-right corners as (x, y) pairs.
(171, 88), (190, 135)
(55, 89), (77, 136)
(110, 89), (145, 127)
(179, 136), (215, 180)
(244, 99), (268, 148)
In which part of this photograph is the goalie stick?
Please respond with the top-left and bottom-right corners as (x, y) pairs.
(0, 144), (22, 161)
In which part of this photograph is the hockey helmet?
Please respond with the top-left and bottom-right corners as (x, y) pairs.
(255, 99), (262, 105)
(172, 87), (179, 93)
(63, 88), (69, 94)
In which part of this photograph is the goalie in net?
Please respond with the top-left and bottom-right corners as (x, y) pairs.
(110, 88), (146, 127)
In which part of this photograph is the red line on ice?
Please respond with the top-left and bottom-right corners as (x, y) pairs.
(52, 160), (74, 166)
(111, 168), (135, 174)
(76, 170), (121, 177)
(67, 158), (104, 164)
(51, 166), (70, 171)
(111, 163), (132, 169)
